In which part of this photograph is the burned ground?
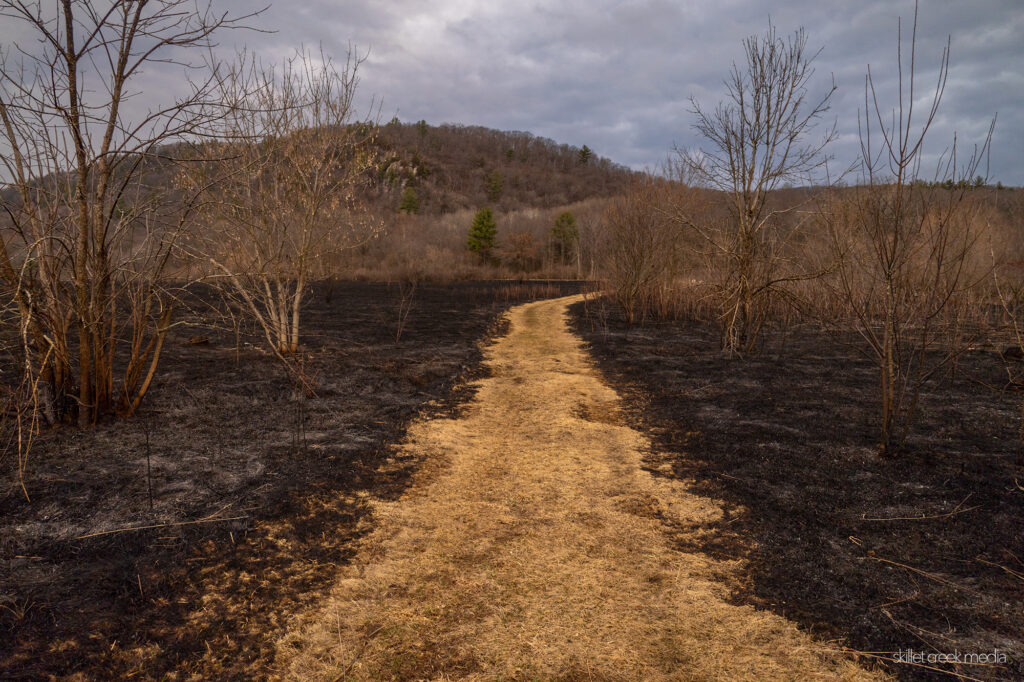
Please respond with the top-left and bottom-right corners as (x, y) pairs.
(0, 280), (580, 679)
(570, 298), (1024, 681)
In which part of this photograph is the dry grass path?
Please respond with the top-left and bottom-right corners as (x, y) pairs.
(276, 295), (882, 680)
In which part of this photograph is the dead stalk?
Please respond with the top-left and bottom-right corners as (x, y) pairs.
(331, 625), (386, 681)
(860, 494), (977, 521)
(75, 515), (248, 541)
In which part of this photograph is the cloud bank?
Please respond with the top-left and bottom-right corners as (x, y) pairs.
(2, 1), (1019, 183)
(221, 0), (1019, 183)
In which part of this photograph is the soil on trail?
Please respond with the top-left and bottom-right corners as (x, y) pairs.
(278, 296), (882, 680)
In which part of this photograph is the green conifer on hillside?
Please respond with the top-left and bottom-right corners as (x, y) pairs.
(468, 207), (497, 259)
(551, 211), (578, 263)
(486, 170), (504, 202)
(399, 186), (419, 214)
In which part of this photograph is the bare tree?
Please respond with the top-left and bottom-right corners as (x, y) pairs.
(0, 1), (255, 425)
(827, 3), (994, 456)
(680, 22), (837, 354)
(185, 48), (381, 359)
(500, 231), (539, 272)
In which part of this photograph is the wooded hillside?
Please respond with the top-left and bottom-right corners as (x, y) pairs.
(368, 120), (637, 214)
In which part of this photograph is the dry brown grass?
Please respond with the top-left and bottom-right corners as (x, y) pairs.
(273, 296), (885, 680)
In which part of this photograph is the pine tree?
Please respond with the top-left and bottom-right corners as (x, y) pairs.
(468, 207), (497, 259)
(486, 169), (504, 202)
(551, 211), (578, 263)
(399, 186), (419, 214)
(577, 145), (593, 165)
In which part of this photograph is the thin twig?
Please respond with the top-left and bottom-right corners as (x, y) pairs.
(868, 555), (977, 594)
(75, 515), (247, 540)
(861, 493), (978, 521)
(976, 557), (1024, 582)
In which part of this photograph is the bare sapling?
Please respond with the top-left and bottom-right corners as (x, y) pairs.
(826, 3), (995, 456)
(185, 47), (381, 366)
(679, 22), (838, 355)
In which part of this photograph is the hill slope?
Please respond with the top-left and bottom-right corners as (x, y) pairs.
(368, 121), (638, 214)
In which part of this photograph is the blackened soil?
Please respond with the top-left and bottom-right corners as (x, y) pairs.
(570, 298), (1024, 681)
(0, 280), (581, 680)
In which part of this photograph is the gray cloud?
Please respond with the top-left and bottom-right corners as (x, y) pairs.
(235, 0), (1018, 182)
(3, 1), (1020, 183)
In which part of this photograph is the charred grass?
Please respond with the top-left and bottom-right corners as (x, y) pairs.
(0, 280), (580, 679)
(570, 298), (1024, 681)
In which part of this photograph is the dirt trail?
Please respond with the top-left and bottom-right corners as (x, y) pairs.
(276, 296), (882, 680)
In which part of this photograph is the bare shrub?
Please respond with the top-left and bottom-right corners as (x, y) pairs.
(343, 199), (609, 282)
(600, 178), (680, 325)
(0, 1), (254, 425)
(184, 48), (381, 358)
(391, 271), (418, 343)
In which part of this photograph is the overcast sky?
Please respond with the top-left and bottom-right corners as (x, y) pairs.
(214, 0), (1021, 184)
(2, 1), (1021, 184)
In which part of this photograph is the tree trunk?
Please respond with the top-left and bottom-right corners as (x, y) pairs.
(289, 276), (304, 354)
(880, 280), (898, 456)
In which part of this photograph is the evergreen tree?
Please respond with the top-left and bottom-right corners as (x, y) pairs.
(399, 186), (420, 214)
(486, 169), (504, 202)
(468, 207), (497, 259)
(551, 211), (578, 263)
(578, 145), (593, 165)
(411, 150), (430, 177)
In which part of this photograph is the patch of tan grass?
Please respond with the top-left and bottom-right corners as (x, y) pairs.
(274, 296), (885, 680)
